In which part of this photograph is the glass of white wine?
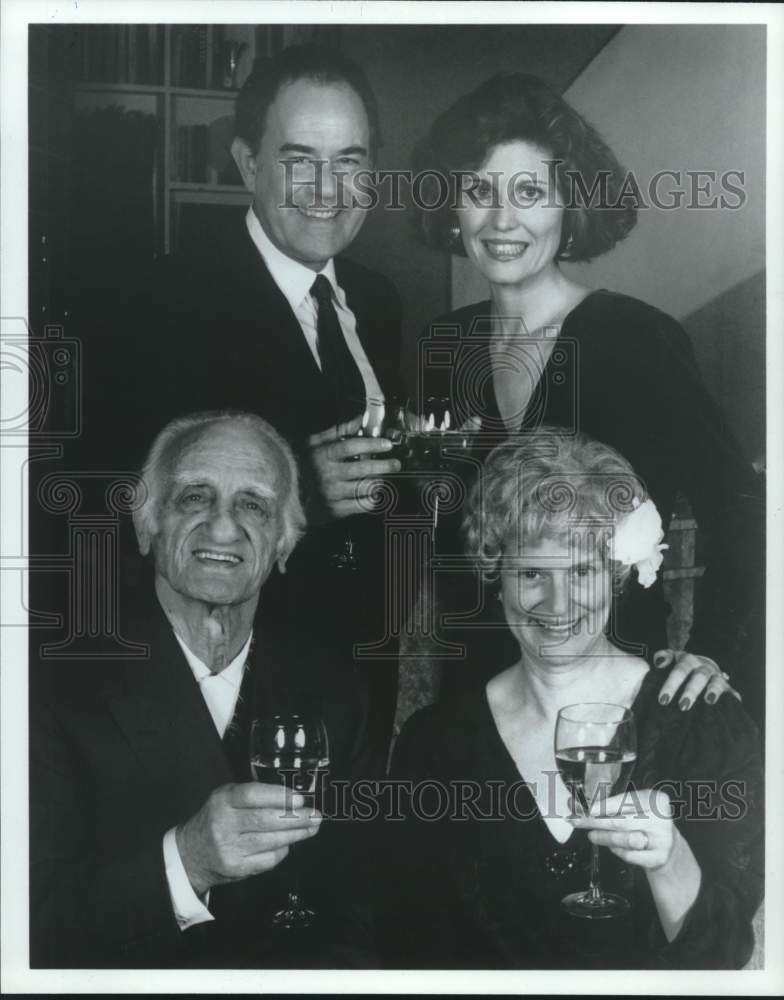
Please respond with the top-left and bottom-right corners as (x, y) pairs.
(250, 711), (330, 929)
(554, 702), (636, 918)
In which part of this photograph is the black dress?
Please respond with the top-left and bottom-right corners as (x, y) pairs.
(419, 291), (764, 718)
(385, 666), (763, 969)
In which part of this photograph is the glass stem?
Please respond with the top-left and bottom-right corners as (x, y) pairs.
(588, 842), (602, 901)
(288, 842), (300, 903)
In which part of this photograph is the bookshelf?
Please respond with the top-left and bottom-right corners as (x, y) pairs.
(72, 24), (258, 254)
(68, 24), (340, 255)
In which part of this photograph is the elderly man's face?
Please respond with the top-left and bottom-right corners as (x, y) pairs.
(240, 77), (371, 270)
(150, 423), (289, 608)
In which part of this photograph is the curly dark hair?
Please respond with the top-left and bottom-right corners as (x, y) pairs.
(411, 73), (637, 262)
(235, 43), (381, 160)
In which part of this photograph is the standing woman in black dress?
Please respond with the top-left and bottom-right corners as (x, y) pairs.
(411, 73), (763, 718)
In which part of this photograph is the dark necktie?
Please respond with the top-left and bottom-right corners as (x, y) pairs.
(310, 274), (365, 418)
(222, 661), (255, 782)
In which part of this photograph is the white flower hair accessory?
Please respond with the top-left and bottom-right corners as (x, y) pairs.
(608, 498), (669, 588)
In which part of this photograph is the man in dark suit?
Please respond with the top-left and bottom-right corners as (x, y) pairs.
(30, 411), (378, 968)
(85, 45), (404, 757)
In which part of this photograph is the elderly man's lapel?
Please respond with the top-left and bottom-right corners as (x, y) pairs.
(105, 595), (233, 814)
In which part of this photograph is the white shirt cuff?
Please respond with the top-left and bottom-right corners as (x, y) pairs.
(162, 827), (214, 930)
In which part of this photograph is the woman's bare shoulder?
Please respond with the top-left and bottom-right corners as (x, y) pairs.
(606, 653), (650, 705)
(486, 664), (524, 714)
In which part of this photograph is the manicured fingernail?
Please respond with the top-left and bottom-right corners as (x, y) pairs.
(679, 696), (691, 711)
(706, 692), (717, 704)
(659, 693), (670, 705)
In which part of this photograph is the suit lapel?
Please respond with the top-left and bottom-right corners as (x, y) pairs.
(106, 597), (232, 814)
(230, 223), (400, 434)
(336, 258), (373, 364)
(230, 228), (338, 435)
(336, 257), (401, 402)
(236, 228), (322, 380)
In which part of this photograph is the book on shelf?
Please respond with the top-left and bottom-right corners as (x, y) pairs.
(78, 25), (163, 85)
(171, 25), (210, 89)
(175, 124), (210, 184)
(174, 116), (244, 186)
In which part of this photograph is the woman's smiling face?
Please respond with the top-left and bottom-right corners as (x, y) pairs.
(500, 526), (613, 666)
(457, 140), (564, 288)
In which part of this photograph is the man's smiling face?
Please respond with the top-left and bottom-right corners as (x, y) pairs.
(150, 422), (289, 610)
(243, 77), (371, 271)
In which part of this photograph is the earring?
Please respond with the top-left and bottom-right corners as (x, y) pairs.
(564, 233), (575, 254)
(449, 224), (461, 245)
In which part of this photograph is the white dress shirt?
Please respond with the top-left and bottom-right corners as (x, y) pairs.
(162, 631), (252, 930)
(245, 207), (383, 403)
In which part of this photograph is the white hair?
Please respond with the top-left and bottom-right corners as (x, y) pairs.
(133, 410), (305, 561)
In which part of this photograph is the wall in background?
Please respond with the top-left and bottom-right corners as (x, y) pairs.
(452, 23), (766, 459)
(562, 23), (765, 318)
(683, 271), (765, 464)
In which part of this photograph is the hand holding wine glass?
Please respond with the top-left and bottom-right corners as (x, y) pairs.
(174, 782), (321, 899)
(307, 414), (401, 521)
(568, 786), (678, 871)
(250, 710), (330, 928)
(354, 394), (409, 459)
(554, 702), (637, 918)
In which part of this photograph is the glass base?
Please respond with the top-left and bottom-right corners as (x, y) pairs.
(561, 889), (630, 919)
(272, 892), (315, 929)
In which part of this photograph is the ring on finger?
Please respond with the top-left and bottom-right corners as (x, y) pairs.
(634, 831), (650, 851)
(720, 671), (730, 682)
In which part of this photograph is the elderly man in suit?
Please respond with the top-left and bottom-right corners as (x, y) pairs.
(30, 411), (377, 968)
(82, 44), (405, 758)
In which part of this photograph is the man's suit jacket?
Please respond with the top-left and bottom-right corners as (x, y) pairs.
(81, 217), (403, 471)
(29, 579), (378, 968)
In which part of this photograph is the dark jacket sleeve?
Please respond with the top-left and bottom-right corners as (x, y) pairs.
(375, 272), (405, 401)
(651, 314), (764, 704)
(29, 701), (183, 967)
(638, 692), (764, 968)
(301, 657), (383, 967)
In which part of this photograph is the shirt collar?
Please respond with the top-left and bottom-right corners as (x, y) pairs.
(173, 630), (253, 691)
(245, 207), (338, 313)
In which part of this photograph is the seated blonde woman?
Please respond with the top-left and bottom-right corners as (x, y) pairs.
(386, 429), (763, 969)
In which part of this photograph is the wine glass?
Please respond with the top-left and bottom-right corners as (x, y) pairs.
(250, 710), (330, 929)
(405, 395), (480, 473)
(331, 394), (409, 570)
(554, 702), (636, 918)
(345, 394), (409, 458)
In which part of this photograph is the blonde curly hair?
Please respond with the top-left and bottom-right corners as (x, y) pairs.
(463, 428), (648, 589)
